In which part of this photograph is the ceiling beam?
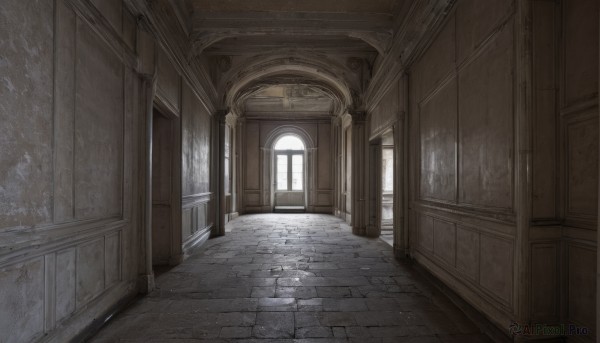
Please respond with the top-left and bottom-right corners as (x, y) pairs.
(190, 11), (394, 55)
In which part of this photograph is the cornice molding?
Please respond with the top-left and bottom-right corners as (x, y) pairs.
(124, 0), (218, 114)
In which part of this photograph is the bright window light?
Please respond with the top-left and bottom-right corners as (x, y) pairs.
(274, 135), (305, 150)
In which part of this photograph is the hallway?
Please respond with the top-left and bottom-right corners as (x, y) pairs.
(91, 214), (489, 342)
(2, 0), (599, 341)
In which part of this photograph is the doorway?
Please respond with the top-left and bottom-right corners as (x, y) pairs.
(273, 135), (306, 212)
(380, 131), (394, 245)
(151, 108), (176, 269)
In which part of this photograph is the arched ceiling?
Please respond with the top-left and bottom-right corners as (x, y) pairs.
(172, 0), (413, 117)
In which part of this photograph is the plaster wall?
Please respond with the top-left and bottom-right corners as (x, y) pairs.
(155, 46), (215, 255)
(0, 0), (216, 340)
(404, 0), (599, 338)
(527, 0), (598, 336)
(180, 80), (214, 246)
(408, 0), (520, 330)
(0, 0), (142, 341)
(369, 81), (402, 139)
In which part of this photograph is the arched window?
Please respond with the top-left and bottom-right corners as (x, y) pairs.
(274, 135), (305, 150)
(274, 135), (305, 191)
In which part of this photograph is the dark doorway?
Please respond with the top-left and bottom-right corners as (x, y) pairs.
(151, 108), (175, 269)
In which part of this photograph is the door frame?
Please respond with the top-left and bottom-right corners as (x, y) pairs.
(150, 100), (182, 267)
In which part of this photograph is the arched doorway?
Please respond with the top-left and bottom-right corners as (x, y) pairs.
(273, 135), (306, 212)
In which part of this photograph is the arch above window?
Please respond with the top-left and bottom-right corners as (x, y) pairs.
(274, 135), (305, 151)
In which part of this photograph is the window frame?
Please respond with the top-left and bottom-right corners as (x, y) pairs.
(275, 150), (306, 192)
(275, 149), (304, 192)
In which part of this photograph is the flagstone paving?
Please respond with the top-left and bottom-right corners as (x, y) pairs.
(90, 214), (491, 342)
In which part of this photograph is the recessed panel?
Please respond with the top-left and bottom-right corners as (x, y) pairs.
(479, 235), (513, 304)
(456, 227), (479, 281)
(74, 20), (124, 219)
(0, 0), (53, 228)
(105, 232), (121, 287)
(563, 0), (599, 105)
(419, 78), (457, 202)
(458, 23), (514, 210)
(0, 258), (45, 342)
(567, 117), (599, 217)
(433, 219), (456, 266)
(56, 248), (76, 322)
(456, 0), (514, 64)
(418, 215), (434, 252)
(76, 238), (105, 307)
(568, 244), (596, 330)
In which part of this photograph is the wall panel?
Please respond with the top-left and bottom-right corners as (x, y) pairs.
(530, 243), (559, 322)
(0, 0), (54, 228)
(157, 48), (181, 114)
(370, 81), (400, 137)
(73, 19), (124, 220)
(412, 16), (455, 103)
(458, 22), (514, 210)
(563, 0), (599, 106)
(419, 78), (457, 202)
(0, 1), (143, 341)
(409, 0), (518, 329)
(317, 123), (332, 189)
(245, 123), (260, 190)
(479, 235), (513, 306)
(0, 258), (45, 342)
(55, 248), (76, 322)
(456, 0), (514, 64)
(567, 244), (597, 331)
(456, 226), (479, 281)
(90, 0), (122, 33)
(433, 219), (456, 266)
(76, 238), (105, 307)
(566, 116), (599, 218)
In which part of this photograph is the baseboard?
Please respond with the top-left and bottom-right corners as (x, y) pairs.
(182, 225), (212, 257)
(408, 259), (513, 343)
(41, 281), (138, 343)
(70, 292), (140, 343)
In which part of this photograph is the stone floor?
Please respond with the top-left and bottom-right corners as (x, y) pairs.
(90, 214), (491, 342)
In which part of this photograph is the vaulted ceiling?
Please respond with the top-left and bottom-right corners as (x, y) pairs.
(171, 0), (413, 117)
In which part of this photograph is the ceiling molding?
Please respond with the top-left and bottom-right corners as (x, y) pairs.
(124, 0), (219, 113)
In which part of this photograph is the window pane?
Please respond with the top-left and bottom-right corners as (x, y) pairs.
(274, 135), (305, 150)
(292, 155), (303, 190)
(224, 157), (230, 194)
(277, 155), (288, 190)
